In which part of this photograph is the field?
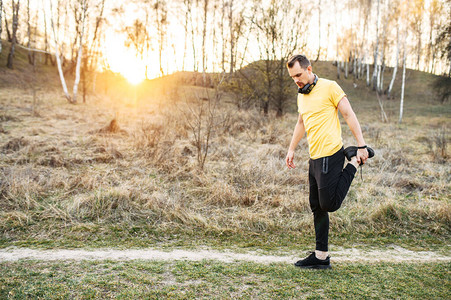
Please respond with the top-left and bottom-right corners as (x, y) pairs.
(0, 48), (450, 298)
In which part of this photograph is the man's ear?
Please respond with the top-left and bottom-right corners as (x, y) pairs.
(307, 65), (313, 73)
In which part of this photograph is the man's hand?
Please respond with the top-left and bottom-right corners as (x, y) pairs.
(286, 150), (296, 169)
(356, 148), (369, 165)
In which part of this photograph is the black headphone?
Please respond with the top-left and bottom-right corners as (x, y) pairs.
(298, 74), (318, 94)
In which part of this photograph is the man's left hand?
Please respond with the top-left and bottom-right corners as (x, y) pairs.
(357, 148), (369, 165)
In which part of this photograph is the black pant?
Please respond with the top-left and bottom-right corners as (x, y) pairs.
(308, 147), (357, 252)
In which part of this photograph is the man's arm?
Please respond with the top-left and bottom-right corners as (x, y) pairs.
(337, 96), (369, 164)
(286, 113), (305, 169)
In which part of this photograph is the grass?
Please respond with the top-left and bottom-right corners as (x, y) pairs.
(0, 86), (449, 251)
(0, 46), (450, 254)
(1, 259), (450, 299)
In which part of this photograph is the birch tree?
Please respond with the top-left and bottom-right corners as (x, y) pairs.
(201, 0), (209, 85)
(410, 0), (424, 70)
(6, 0), (19, 69)
(72, 0), (87, 103)
(82, 0), (105, 101)
(42, 0), (52, 65)
(371, 0), (380, 91)
(3, 3), (11, 42)
(387, 0), (401, 98)
(181, 0), (192, 71)
(387, 25), (399, 98)
(50, 0), (87, 104)
(0, 0), (2, 54)
(315, 0), (321, 62)
(154, 0), (168, 77)
(228, 0), (234, 74)
(26, 0), (35, 65)
(427, 0), (443, 73)
(399, 42), (406, 123)
(399, 2), (409, 124)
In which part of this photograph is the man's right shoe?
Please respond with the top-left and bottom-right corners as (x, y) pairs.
(294, 252), (331, 269)
(344, 146), (375, 164)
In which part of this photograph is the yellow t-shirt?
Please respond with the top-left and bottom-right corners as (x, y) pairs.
(297, 78), (346, 159)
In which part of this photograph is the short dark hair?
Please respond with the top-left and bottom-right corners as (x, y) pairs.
(287, 54), (310, 69)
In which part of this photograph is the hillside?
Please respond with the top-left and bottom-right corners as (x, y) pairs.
(0, 42), (450, 253)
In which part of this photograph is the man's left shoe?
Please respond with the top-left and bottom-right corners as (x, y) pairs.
(294, 252), (331, 269)
(344, 146), (375, 164)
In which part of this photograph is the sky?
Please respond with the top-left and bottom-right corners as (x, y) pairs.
(8, 0), (449, 84)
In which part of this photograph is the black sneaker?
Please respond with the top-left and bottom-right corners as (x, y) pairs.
(344, 146), (375, 165)
(294, 252), (331, 269)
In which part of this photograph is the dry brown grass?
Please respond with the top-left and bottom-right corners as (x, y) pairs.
(0, 83), (450, 247)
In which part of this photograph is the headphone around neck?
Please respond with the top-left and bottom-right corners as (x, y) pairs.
(298, 74), (318, 94)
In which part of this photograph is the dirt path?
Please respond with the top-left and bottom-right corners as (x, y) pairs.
(1, 246), (450, 264)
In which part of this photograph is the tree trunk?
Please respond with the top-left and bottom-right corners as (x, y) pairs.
(366, 63), (370, 86)
(376, 90), (388, 123)
(220, 0), (225, 73)
(0, 0), (3, 54)
(4, 4), (11, 42)
(345, 60), (348, 79)
(376, 64), (381, 92)
(372, 0), (380, 90)
(336, 60), (340, 79)
(6, 0), (19, 69)
(357, 57), (362, 79)
(315, 0), (321, 62)
(228, 0), (234, 74)
(387, 26), (399, 98)
(201, 0), (208, 86)
(399, 47), (406, 124)
(50, 0), (71, 102)
(72, 1), (87, 104)
(182, 0), (190, 72)
(190, 1), (197, 72)
(42, 1), (50, 65)
(26, 0), (35, 65)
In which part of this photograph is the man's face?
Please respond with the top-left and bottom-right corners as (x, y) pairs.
(288, 62), (312, 89)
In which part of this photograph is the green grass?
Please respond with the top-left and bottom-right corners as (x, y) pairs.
(1, 221), (449, 254)
(0, 44), (450, 255)
(1, 259), (450, 299)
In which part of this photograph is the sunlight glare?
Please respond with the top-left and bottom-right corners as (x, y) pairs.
(104, 31), (146, 85)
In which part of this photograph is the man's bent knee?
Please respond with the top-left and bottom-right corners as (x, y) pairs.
(318, 189), (341, 212)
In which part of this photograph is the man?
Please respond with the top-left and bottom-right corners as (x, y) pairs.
(285, 54), (374, 269)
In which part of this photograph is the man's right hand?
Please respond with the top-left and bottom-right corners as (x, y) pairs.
(286, 150), (296, 169)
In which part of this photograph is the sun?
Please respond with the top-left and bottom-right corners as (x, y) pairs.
(103, 30), (147, 85)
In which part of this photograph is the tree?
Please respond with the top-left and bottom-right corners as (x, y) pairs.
(371, 0), (380, 91)
(181, 0), (192, 71)
(72, 0), (88, 103)
(409, 0), (424, 70)
(252, 0), (308, 116)
(426, 0), (442, 73)
(125, 19), (150, 79)
(228, 0), (234, 74)
(435, 4), (451, 76)
(387, 0), (402, 98)
(50, 0), (87, 104)
(26, 0), (36, 65)
(154, 0), (168, 77)
(0, 0), (3, 54)
(387, 25), (399, 99)
(315, 0), (321, 62)
(201, 0), (209, 85)
(399, 0), (410, 124)
(6, 0), (19, 69)
(82, 0), (106, 102)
